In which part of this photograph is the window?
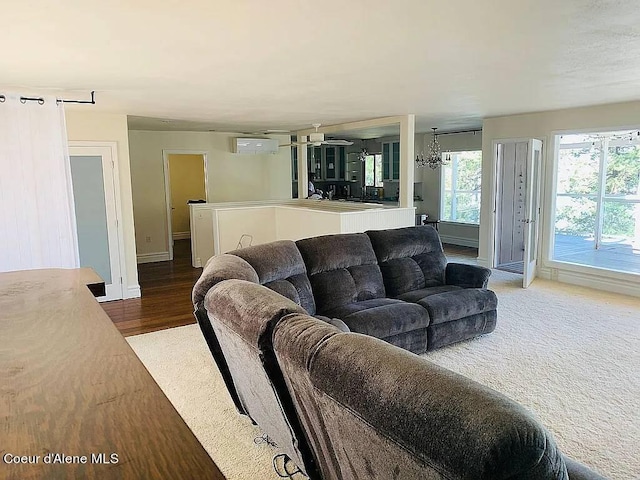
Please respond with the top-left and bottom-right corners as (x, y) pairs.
(364, 154), (383, 187)
(440, 151), (482, 224)
(553, 131), (640, 273)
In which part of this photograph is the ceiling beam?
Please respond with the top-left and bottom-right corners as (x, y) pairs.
(295, 116), (406, 136)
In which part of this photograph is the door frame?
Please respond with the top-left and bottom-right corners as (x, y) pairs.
(522, 139), (543, 287)
(489, 137), (542, 270)
(162, 150), (209, 261)
(68, 141), (126, 301)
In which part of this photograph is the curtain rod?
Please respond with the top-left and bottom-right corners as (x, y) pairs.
(0, 91), (96, 105)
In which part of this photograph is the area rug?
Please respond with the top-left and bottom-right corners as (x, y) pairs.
(127, 270), (640, 479)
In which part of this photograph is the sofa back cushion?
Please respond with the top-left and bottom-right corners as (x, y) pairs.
(230, 240), (316, 315)
(296, 233), (385, 313)
(274, 317), (569, 480)
(204, 279), (317, 477)
(367, 226), (448, 297)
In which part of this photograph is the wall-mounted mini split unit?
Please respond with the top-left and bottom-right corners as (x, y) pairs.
(233, 138), (279, 154)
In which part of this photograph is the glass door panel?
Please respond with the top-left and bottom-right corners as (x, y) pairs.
(70, 156), (112, 284)
(69, 147), (122, 301)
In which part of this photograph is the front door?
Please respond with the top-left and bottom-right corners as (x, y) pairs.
(69, 145), (123, 301)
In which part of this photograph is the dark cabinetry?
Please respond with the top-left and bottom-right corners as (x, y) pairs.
(382, 141), (400, 181)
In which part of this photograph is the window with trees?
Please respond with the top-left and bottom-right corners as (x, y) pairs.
(553, 131), (640, 271)
(440, 151), (482, 224)
(364, 154), (383, 187)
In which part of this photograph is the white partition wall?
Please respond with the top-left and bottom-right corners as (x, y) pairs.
(190, 200), (415, 267)
(275, 206), (341, 241)
(215, 207), (278, 253)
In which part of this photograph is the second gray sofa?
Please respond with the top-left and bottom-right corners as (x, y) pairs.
(199, 225), (497, 355)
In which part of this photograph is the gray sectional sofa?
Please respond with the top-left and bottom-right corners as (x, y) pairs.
(191, 226), (607, 479)
(194, 226), (496, 355)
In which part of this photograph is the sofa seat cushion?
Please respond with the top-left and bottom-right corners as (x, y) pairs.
(396, 285), (462, 303)
(323, 299), (430, 339)
(417, 289), (498, 325)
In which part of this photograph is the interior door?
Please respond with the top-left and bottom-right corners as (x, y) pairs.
(69, 146), (123, 301)
(523, 139), (543, 288)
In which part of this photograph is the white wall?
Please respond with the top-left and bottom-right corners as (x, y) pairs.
(480, 100), (640, 295)
(65, 111), (140, 298)
(128, 130), (291, 257)
(216, 207), (278, 253)
(416, 131), (483, 246)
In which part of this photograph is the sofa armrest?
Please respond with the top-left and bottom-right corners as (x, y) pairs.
(563, 456), (608, 480)
(446, 262), (491, 288)
(192, 254), (259, 307)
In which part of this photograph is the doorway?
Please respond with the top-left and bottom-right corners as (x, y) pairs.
(163, 151), (207, 261)
(493, 139), (542, 287)
(68, 144), (124, 301)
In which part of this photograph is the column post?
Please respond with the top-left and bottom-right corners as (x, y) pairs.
(399, 115), (415, 208)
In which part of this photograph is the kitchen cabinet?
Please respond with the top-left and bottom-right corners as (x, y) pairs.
(382, 141), (400, 181)
(307, 146), (322, 179)
(345, 152), (362, 182)
(338, 147), (346, 179)
(306, 146), (347, 181)
(325, 147), (337, 179)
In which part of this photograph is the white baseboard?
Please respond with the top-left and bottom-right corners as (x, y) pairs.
(172, 231), (191, 240)
(440, 235), (479, 248)
(137, 252), (170, 264)
(538, 265), (640, 298)
(476, 257), (490, 268)
(125, 285), (141, 299)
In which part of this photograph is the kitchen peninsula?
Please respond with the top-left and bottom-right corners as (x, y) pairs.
(189, 199), (415, 268)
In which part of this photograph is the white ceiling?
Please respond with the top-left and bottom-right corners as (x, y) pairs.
(2, 1), (639, 134)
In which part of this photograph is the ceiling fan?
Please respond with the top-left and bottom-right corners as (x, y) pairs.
(280, 123), (354, 147)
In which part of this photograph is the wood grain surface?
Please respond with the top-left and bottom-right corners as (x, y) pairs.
(0, 268), (225, 480)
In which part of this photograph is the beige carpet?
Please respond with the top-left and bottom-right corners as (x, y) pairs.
(127, 270), (640, 480)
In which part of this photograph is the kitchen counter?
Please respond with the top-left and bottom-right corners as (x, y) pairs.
(337, 197), (423, 205)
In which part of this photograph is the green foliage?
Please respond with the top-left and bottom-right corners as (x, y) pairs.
(555, 143), (640, 240)
(442, 151), (481, 224)
(555, 197), (596, 236)
(603, 202), (636, 237)
(606, 146), (640, 195)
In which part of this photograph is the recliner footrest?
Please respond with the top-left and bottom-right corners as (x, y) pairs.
(418, 288), (497, 324)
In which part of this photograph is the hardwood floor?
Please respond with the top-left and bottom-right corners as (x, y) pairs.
(102, 239), (202, 336)
(103, 240), (478, 337)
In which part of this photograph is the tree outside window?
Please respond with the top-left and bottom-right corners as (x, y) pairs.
(364, 154), (383, 187)
(440, 151), (482, 224)
(554, 134), (640, 248)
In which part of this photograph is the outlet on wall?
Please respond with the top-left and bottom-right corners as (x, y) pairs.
(145, 236), (151, 243)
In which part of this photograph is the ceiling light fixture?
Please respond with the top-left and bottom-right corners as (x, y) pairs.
(416, 128), (449, 169)
(359, 141), (368, 162)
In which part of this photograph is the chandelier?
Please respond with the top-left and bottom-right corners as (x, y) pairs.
(416, 128), (450, 169)
(358, 142), (368, 162)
